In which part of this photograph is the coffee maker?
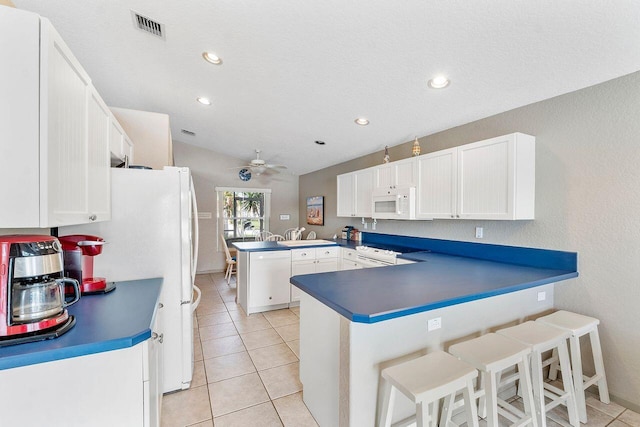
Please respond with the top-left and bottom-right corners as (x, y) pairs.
(59, 235), (114, 295)
(0, 235), (80, 346)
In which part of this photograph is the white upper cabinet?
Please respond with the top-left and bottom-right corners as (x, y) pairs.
(0, 8), (111, 227)
(374, 157), (417, 190)
(416, 133), (535, 220)
(416, 148), (458, 219)
(86, 86), (112, 222)
(337, 168), (374, 217)
(111, 108), (172, 170)
(109, 115), (135, 166)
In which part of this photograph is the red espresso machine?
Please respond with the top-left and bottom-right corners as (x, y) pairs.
(59, 235), (115, 295)
(0, 235), (81, 346)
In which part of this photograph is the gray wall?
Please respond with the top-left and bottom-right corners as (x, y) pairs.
(299, 71), (640, 408)
(173, 141), (299, 273)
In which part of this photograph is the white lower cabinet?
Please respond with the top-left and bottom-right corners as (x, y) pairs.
(0, 335), (163, 427)
(340, 248), (363, 270)
(291, 247), (339, 301)
(144, 304), (164, 427)
(246, 251), (292, 313)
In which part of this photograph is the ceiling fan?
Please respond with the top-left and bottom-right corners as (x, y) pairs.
(234, 150), (287, 181)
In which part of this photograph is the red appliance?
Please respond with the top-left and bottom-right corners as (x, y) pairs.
(59, 235), (115, 295)
(0, 235), (80, 346)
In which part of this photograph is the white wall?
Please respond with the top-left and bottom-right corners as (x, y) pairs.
(173, 141), (299, 273)
(299, 71), (640, 408)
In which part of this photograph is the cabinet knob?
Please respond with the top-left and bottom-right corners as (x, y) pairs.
(269, 296), (272, 300)
(89, 214), (97, 221)
(152, 332), (164, 343)
(158, 303), (164, 308)
(456, 215), (460, 218)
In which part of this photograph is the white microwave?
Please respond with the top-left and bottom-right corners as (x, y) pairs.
(371, 186), (416, 220)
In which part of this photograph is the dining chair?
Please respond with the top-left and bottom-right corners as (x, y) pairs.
(220, 234), (237, 285)
(283, 228), (297, 240)
(306, 230), (317, 239)
(266, 234), (285, 241)
(255, 231), (273, 241)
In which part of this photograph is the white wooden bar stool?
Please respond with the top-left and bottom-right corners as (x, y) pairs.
(378, 350), (479, 427)
(497, 321), (579, 427)
(448, 333), (538, 427)
(536, 310), (610, 423)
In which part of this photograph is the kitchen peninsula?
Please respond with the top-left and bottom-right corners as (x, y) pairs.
(232, 239), (340, 315)
(289, 234), (578, 426)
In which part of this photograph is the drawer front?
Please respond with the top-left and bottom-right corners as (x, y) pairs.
(291, 248), (316, 261)
(342, 248), (358, 260)
(316, 246), (339, 259)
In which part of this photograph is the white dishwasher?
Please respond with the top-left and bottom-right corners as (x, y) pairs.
(248, 251), (292, 313)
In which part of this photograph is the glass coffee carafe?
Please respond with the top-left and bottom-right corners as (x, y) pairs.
(11, 276), (80, 324)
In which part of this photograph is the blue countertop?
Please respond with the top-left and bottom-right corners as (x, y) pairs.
(233, 240), (339, 252)
(291, 251), (578, 324)
(0, 278), (162, 370)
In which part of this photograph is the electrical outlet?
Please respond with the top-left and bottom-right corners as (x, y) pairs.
(537, 291), (546, 301)
(428, 317), (442, 331)
(475, 227), (484, 239)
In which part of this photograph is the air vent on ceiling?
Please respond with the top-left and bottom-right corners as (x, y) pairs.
(131, 11), (165, 40)
(181, 129), (196, 136)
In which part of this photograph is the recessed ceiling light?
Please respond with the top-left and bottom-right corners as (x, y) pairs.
(315, 140), (326, 145)
(428, 75), (450, 89)
(354, 117), (369, 126)
(202, 52), (222, 65)
(196, 97), (211, 105)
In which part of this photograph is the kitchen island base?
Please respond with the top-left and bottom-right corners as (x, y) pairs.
(299, 283), (555, 427)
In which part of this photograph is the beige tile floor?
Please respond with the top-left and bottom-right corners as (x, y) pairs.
(161, 273), (318, 427)
(162, 273), (640, 427)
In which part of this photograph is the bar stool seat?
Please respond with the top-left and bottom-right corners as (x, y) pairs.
(448, 333), (537, 427)
(497, 321), (579, 427)
(379, 350), (479, 427)
(536, 310), (610, 423)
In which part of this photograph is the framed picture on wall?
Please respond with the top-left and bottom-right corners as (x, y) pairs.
(306, 196), (324, 225)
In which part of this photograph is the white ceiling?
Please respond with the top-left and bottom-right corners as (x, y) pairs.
(12, 1), (640, 175)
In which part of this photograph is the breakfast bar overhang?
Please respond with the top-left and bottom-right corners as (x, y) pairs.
(290, 242), (578, 426)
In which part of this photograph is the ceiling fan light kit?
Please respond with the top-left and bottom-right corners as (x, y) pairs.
(233, 150), (288, 179)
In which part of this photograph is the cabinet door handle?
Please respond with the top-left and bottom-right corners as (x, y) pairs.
(89, 214), (97, 221)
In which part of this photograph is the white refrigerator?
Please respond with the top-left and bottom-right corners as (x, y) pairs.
(60, 166), (201, 393)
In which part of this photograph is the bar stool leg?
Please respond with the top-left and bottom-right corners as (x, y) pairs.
(590, 329), (610, 404)
(485, 371), (499, 427)
(547, 348), (560, 381)
(440, 392), (455, 427)
(477, 372), (487, 418)
(530, 352), (547, 427)
(463, 378), (480, 427)
(378, 379), (396, 427)
(416, 401), (427, 427)
(518, 357), (538, 427)
(558, 341), (580, 427)
(568, 334), (587, 423)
